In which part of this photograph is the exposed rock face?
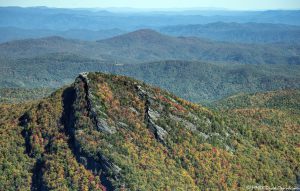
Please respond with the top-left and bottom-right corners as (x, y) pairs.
(3, 72), (299, 190)
(135, 84), (168, 145)
(169, 114), (197, 131)
(78, 72), (116, 134)
(71, 73), (235, 189)
(71, 73), (122, 190)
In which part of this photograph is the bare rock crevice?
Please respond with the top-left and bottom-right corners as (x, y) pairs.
(78, 73), (116, 134)
(63, 74), (126, 190)
(134, 84), (168, 145)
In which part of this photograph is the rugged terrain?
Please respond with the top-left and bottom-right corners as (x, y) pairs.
(0, 73), (299, 190)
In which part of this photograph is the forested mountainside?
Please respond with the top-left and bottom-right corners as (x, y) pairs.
(211, 89), (300, 111)
(0, 30), (299, 65)
(1, 57), (300, 102)
(0, 73), (299, 190)
(0, 88), (53, 103)
(160, 22), (300, 44)
(0, 27), (126, 43)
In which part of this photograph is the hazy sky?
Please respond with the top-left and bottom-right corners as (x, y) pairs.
(0, 0), (299, 10)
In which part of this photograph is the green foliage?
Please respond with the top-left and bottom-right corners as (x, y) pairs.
(0, 87), (53, 103)
(211, 89), (300, 111)
(0, 104), (34, 191)
(0, 73), (299, 190)
(0, 89), (104, 190)
(1, 57), (300, 103)
(1, 30), (299, 65)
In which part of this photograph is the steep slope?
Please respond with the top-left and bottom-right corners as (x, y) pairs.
(0, 30), (299, 64)
(0, 89), (104, 190)
(0, 73), (299, 190)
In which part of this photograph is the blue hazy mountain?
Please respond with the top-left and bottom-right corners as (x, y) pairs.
(160, 22), (300, 44)
(1, 7), (300, 31)
(0, 27), (126, 42)
(1, 29), (299, 65)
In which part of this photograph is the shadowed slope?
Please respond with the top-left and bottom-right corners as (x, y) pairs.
(0, 73), (299, 190)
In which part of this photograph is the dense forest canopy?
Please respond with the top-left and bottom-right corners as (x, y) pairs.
(0, 73), (299, 190)
(0, 5), (299, 191)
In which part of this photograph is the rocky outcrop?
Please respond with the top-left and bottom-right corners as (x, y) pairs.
(134, 84), (168, 145)
(78, 72), (116, 134)
(64, 74), (123, 190)
(169, 114), (197, 131)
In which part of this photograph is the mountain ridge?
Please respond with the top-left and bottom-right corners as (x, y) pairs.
(1, 29), (299, 65)
(0, 72), (299, 190)
(1, 58), (300, 102)
(160, 22), (300, 43)
(1, 7), (300, 31)
(1, 22), (300, 44)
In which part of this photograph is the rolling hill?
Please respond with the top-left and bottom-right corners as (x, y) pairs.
(1, 6), (299, 191)
(0, 27), (126, 43)
(0, 73), (299, 190)
(211, 89), (300, 111)
(1, 57), (300, 102)
(160, 22), (300, 44)
(1, 23), (300, 45)
(0, 29), (299, 65)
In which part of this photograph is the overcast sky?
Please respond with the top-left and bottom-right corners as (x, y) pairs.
(0, 0), (299, 10)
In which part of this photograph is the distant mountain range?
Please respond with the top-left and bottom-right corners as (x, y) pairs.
(1, 22), (299, 44)
(1, 6), (300, 191)
(1, 7), (300, 31)
(1, 29), (299, 102)
(160, 22), (300, 44)
(1, 6), (300, 44)
(0, 27), (126, 43)
(1, 29), (299, 65)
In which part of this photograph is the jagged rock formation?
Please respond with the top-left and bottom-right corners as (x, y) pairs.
(77, 72), (116, 134)
(0, 72), (299, 190)
(135, 84), (168, 144)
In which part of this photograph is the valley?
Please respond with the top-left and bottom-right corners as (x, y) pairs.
(0, 5), (299, 191)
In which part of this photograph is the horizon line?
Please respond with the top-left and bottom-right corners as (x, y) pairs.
(1, 6), (300, 12)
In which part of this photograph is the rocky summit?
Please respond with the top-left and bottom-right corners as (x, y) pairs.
(0, 72), (299, 190)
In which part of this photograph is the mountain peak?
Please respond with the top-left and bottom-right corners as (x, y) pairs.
(128, 28), (161, 36)
(1, 72), (299, 190)
(40, 35), (67, 41)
